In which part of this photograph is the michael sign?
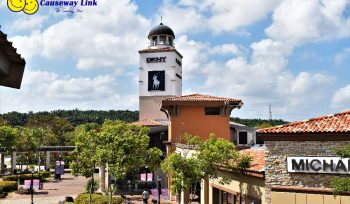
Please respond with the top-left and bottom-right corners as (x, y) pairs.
(287, 157), (350, 174)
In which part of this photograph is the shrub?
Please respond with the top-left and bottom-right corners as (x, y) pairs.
(0, 181), (17, 193)
(2, 173), (46, 184)
(39, 171), (51, 178)
(74, 193), (123, 204)
(85, 178), (100, 193)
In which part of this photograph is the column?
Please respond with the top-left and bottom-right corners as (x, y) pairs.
(11, 151), (17, 174)
(45, 151), (51, 171)
(0, 153), (5, 173)
(99, 164), (106, 192)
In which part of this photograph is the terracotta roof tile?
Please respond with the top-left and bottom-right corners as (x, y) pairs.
(258, 110), (350, 134)
(130, 119), (166, 127)
(163, 94), (242, 103)
(240, 148), (265, 172)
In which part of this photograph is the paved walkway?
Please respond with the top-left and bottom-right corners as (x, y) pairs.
(0, 174), (88, 204)
(0, 174), (189, 204)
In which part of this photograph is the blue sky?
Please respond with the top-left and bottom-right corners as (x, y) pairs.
(0, 0), (349, 121)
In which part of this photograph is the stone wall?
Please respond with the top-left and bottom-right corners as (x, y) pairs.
(265, 140), (350, 204)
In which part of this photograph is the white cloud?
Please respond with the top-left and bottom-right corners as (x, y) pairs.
(201, 38), (336, 120)
(175, 35), (210, 76)
(332, 84), (350, 109)
(160, 0), (280, 34)
(9, 0), (150, 72)
(266, 0), (350, 45)
(0, 70), (138, 113)
(334, 47), (350, 64)
(206, 0), (281, 34)
(209, 44), (244, 56)
(11, 15), (48, 32)
(157, 2), (205, 35)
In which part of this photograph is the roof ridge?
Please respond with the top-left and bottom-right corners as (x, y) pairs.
(258, 110), (350, 134)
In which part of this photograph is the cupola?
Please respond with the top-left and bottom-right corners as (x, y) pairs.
(148, 23), (175, 48)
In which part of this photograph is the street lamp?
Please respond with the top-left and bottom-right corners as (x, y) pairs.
(30, 169), (34, 204)
(157, 175), (161, 204)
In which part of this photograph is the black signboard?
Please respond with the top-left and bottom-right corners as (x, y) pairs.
(148, 71), (165, 91)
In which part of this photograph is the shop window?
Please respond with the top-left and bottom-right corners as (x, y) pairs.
(205, 107), (221, 115)
(221, 191), (236, 204)
(238, 131), (248, 145)
(256, 134), (264, 145)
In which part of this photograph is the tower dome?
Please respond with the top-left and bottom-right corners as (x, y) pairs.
(148, 23), (175, 48)
(148, 23), (175, 39)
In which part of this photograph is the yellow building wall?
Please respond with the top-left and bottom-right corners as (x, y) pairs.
(207, 170), (265, 204)
(270, 191), (350, 204)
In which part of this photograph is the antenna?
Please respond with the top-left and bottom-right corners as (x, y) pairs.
(161, 16), (162, 22)
(269, 104), (272, 121)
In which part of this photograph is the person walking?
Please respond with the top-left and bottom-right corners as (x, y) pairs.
(142, 189), (150, 204)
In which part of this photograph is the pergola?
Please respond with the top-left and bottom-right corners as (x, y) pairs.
(0, 146), (75, 173)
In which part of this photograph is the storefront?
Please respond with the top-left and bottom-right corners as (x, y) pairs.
(258, 110), (350, 204)
(207, 148), (266, 204)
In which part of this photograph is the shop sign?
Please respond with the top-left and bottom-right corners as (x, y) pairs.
(146, 57), (166, 63)
(287, 157), (350, 174)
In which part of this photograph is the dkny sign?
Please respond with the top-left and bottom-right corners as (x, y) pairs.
(287, 157), (350, 174)
(146, 57), (166, 63)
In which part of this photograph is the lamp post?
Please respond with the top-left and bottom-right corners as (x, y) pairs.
(157, 175), (161, 204)
(145, 165), (149, 189)
(30, 170), (34, 204)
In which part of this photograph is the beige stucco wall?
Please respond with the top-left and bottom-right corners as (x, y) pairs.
(139, 96), (171, 120)
(207, 169), (265, 204)
(270, 191), (350, 204)
(265, 140), (350, 204)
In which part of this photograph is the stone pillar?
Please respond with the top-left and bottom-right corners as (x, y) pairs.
(45, 151), (51, 171)
(11, 151), (16, 174)
(0, 153), (5, 173)
(99, 164), (106, 192)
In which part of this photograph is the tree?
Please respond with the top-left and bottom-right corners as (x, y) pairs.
(0, 118), (9, 126)
(0, 126), (17, 153)
(25, 114), (74, 146)
(70, 120), (161, 203)
(15, 127), (46, 170)
(161, 133), (251, 204)
(331, 145), (350, 195)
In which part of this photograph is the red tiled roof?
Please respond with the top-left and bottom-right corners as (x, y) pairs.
(258, 110), (350, 134)
(130, 119), (166, 127)
(240, 149), (265, 172)
(163, 94), (242, 103)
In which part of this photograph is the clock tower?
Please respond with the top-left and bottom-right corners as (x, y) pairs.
(138, 23), (183, 121)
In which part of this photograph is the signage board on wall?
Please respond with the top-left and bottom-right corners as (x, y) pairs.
(148, 71), (165, 91)
(146, 57), (166, 63)
(287, 157), (350, 174)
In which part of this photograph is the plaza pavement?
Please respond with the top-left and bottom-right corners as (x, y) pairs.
(0, 174), (88, 204)
(0, 174), (178, 204)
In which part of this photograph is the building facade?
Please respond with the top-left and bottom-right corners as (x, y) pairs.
(259, 110), (350, 204)
(161, 94), (243, 144)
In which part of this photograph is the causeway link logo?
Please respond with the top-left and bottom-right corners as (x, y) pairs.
(8, 0), (39, 15)
(7, 0), (97, 16)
